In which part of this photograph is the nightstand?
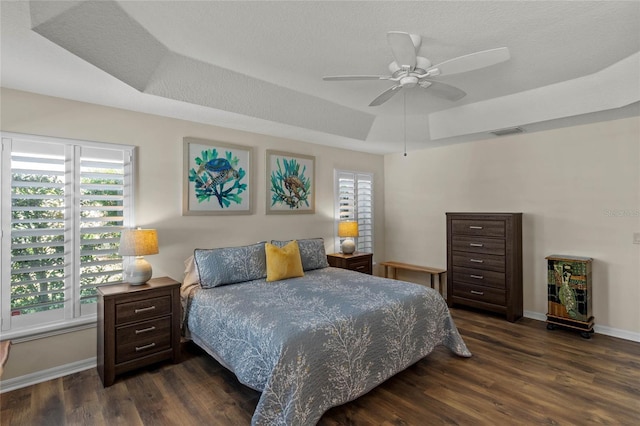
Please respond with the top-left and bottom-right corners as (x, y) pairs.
(97, 277), (181, 387)
(327, 252), (373, 275)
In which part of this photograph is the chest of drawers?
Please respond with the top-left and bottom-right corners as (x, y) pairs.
(97, 277), (181, 387)
(446, 213), (523, 322)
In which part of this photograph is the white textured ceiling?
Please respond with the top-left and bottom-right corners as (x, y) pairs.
(2, 0), (639, 154)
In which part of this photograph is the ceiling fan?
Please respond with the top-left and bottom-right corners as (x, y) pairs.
(323, 32), (510, 106)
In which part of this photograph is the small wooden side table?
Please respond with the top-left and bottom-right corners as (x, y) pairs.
(380, 261), (446, 296)
(97, 277), (181, 387)
(327, 252), (373, 275)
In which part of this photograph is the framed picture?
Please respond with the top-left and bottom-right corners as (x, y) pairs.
(183, 137), (253, 215)
(266, 150), (315, 214)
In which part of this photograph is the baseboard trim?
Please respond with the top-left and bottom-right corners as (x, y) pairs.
(524, 310), (640, 342)
(0, 357), (96, 393)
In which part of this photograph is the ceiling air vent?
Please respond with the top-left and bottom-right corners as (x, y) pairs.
(491, 127), (524, 136)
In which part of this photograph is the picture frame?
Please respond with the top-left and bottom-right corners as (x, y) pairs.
(183, 137), (253, 215)
(266, 150), (315, 214)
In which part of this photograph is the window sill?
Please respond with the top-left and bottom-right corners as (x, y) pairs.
(1, 316), (97, 344)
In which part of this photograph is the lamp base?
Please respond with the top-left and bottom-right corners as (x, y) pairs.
(341, 239), (356, 255)
(125, 257), (152, 285)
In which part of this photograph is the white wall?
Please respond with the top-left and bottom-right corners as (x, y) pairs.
(384, 116), (640, 337)
(0, 88), (385, 381)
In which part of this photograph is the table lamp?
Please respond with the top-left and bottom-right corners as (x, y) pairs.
(119, 228), (159, 285)
(338, 221), (359, 254)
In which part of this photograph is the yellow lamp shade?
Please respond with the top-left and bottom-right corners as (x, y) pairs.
(119, 228), (159, 285)
(338, 221), (359, 238)
(118, 229), (159, 256)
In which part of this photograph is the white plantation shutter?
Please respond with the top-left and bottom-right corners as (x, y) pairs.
(335, 170), (374, 253)
(1, 133), (134, 336)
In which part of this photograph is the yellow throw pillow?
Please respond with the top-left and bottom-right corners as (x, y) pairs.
(265, 240), (304, 282)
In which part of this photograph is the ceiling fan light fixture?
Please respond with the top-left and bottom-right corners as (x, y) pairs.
(415, 56), (431, 71)
(388, 61), (401, 74)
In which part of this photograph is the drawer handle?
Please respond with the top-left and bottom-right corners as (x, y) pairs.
(469, 258), (484, 263)
(135, 326), (156, 335)
(470, 290), (484, 296)
(134, 306), (156, 314)
(355, 266), (365, 270)
(469, 243), (484, 247)
(470, 274), (484, 280)
(469, 226), (483, 230)
(135, 342), (156, 352)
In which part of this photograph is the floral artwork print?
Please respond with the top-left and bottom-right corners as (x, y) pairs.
(267, 150), (315, 214)
(183, 138), (252, 215)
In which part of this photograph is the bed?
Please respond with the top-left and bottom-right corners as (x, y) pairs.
(181, 239), (471, 425)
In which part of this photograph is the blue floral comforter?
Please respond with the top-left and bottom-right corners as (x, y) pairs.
(186, 267), (471, 425)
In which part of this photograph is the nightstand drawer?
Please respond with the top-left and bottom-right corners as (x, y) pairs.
(452, 282), (506, 305)
(452, 266), (505, 289)
(116, 316), (172, 346)
(327, 252), (373, 275)
(451, 236), (505, 256)
(116, 332), (171, 364)
(115, 295), (172, 325)
(348, 259), (372, 274)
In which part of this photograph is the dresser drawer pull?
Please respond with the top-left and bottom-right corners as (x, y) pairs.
(355, 265), (365, 270)
(469, 243), (484, 247)
(135, 326), (156, 335)
(135, 342), (156, 352)
(469, 258), (484, 263)
(469, 226), (483, 230)
(470, 290), (484, 296)
(470, 274), (484, 280)
(134, 306), (156, 314)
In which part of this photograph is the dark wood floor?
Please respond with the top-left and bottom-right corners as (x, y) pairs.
(2, 307), (639, 425)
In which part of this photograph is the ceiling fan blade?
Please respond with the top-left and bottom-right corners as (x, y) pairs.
(323, 75), (389, 81)
(430, 47), (510, 76)
(420, 80), (466, 101)
(387, 31), (420, 69)
(369, 84), (403, 106)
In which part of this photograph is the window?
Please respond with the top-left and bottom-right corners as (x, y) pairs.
(1, 132), (134, 338)
(334, 170), (373, 253)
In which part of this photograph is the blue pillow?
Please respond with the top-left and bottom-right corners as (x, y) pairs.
(194, 242), (266, 288)
(270, 238), (329, 271)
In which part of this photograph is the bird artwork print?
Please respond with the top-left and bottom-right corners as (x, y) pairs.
(189, 148), (247, 209)
(270, 156), (312, 210)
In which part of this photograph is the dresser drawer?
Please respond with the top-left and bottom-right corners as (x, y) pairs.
(115, 295), (172, 325)
(451, 219), (505, 237)
(452, 252), (505, 272)
(451, 236), (505, 256)
(116, 316), (172, 346)
(453, 282), (506, 305)
(452, 266), (505, 289)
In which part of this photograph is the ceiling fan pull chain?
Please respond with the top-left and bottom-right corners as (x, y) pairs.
(403, 92), (407, 157)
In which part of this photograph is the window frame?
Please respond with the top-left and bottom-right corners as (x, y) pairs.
(334, 169), (374, 254)
(1, 132), (135, 340)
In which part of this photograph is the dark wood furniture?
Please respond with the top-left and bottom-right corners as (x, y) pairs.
(380, 261), (446, 296)
(446, 212), (523, 322)
(327, 252), (373, 275)
(97, 277), (181, 387)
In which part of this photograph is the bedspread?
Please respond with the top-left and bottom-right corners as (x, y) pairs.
(186, 267), (471, 425)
